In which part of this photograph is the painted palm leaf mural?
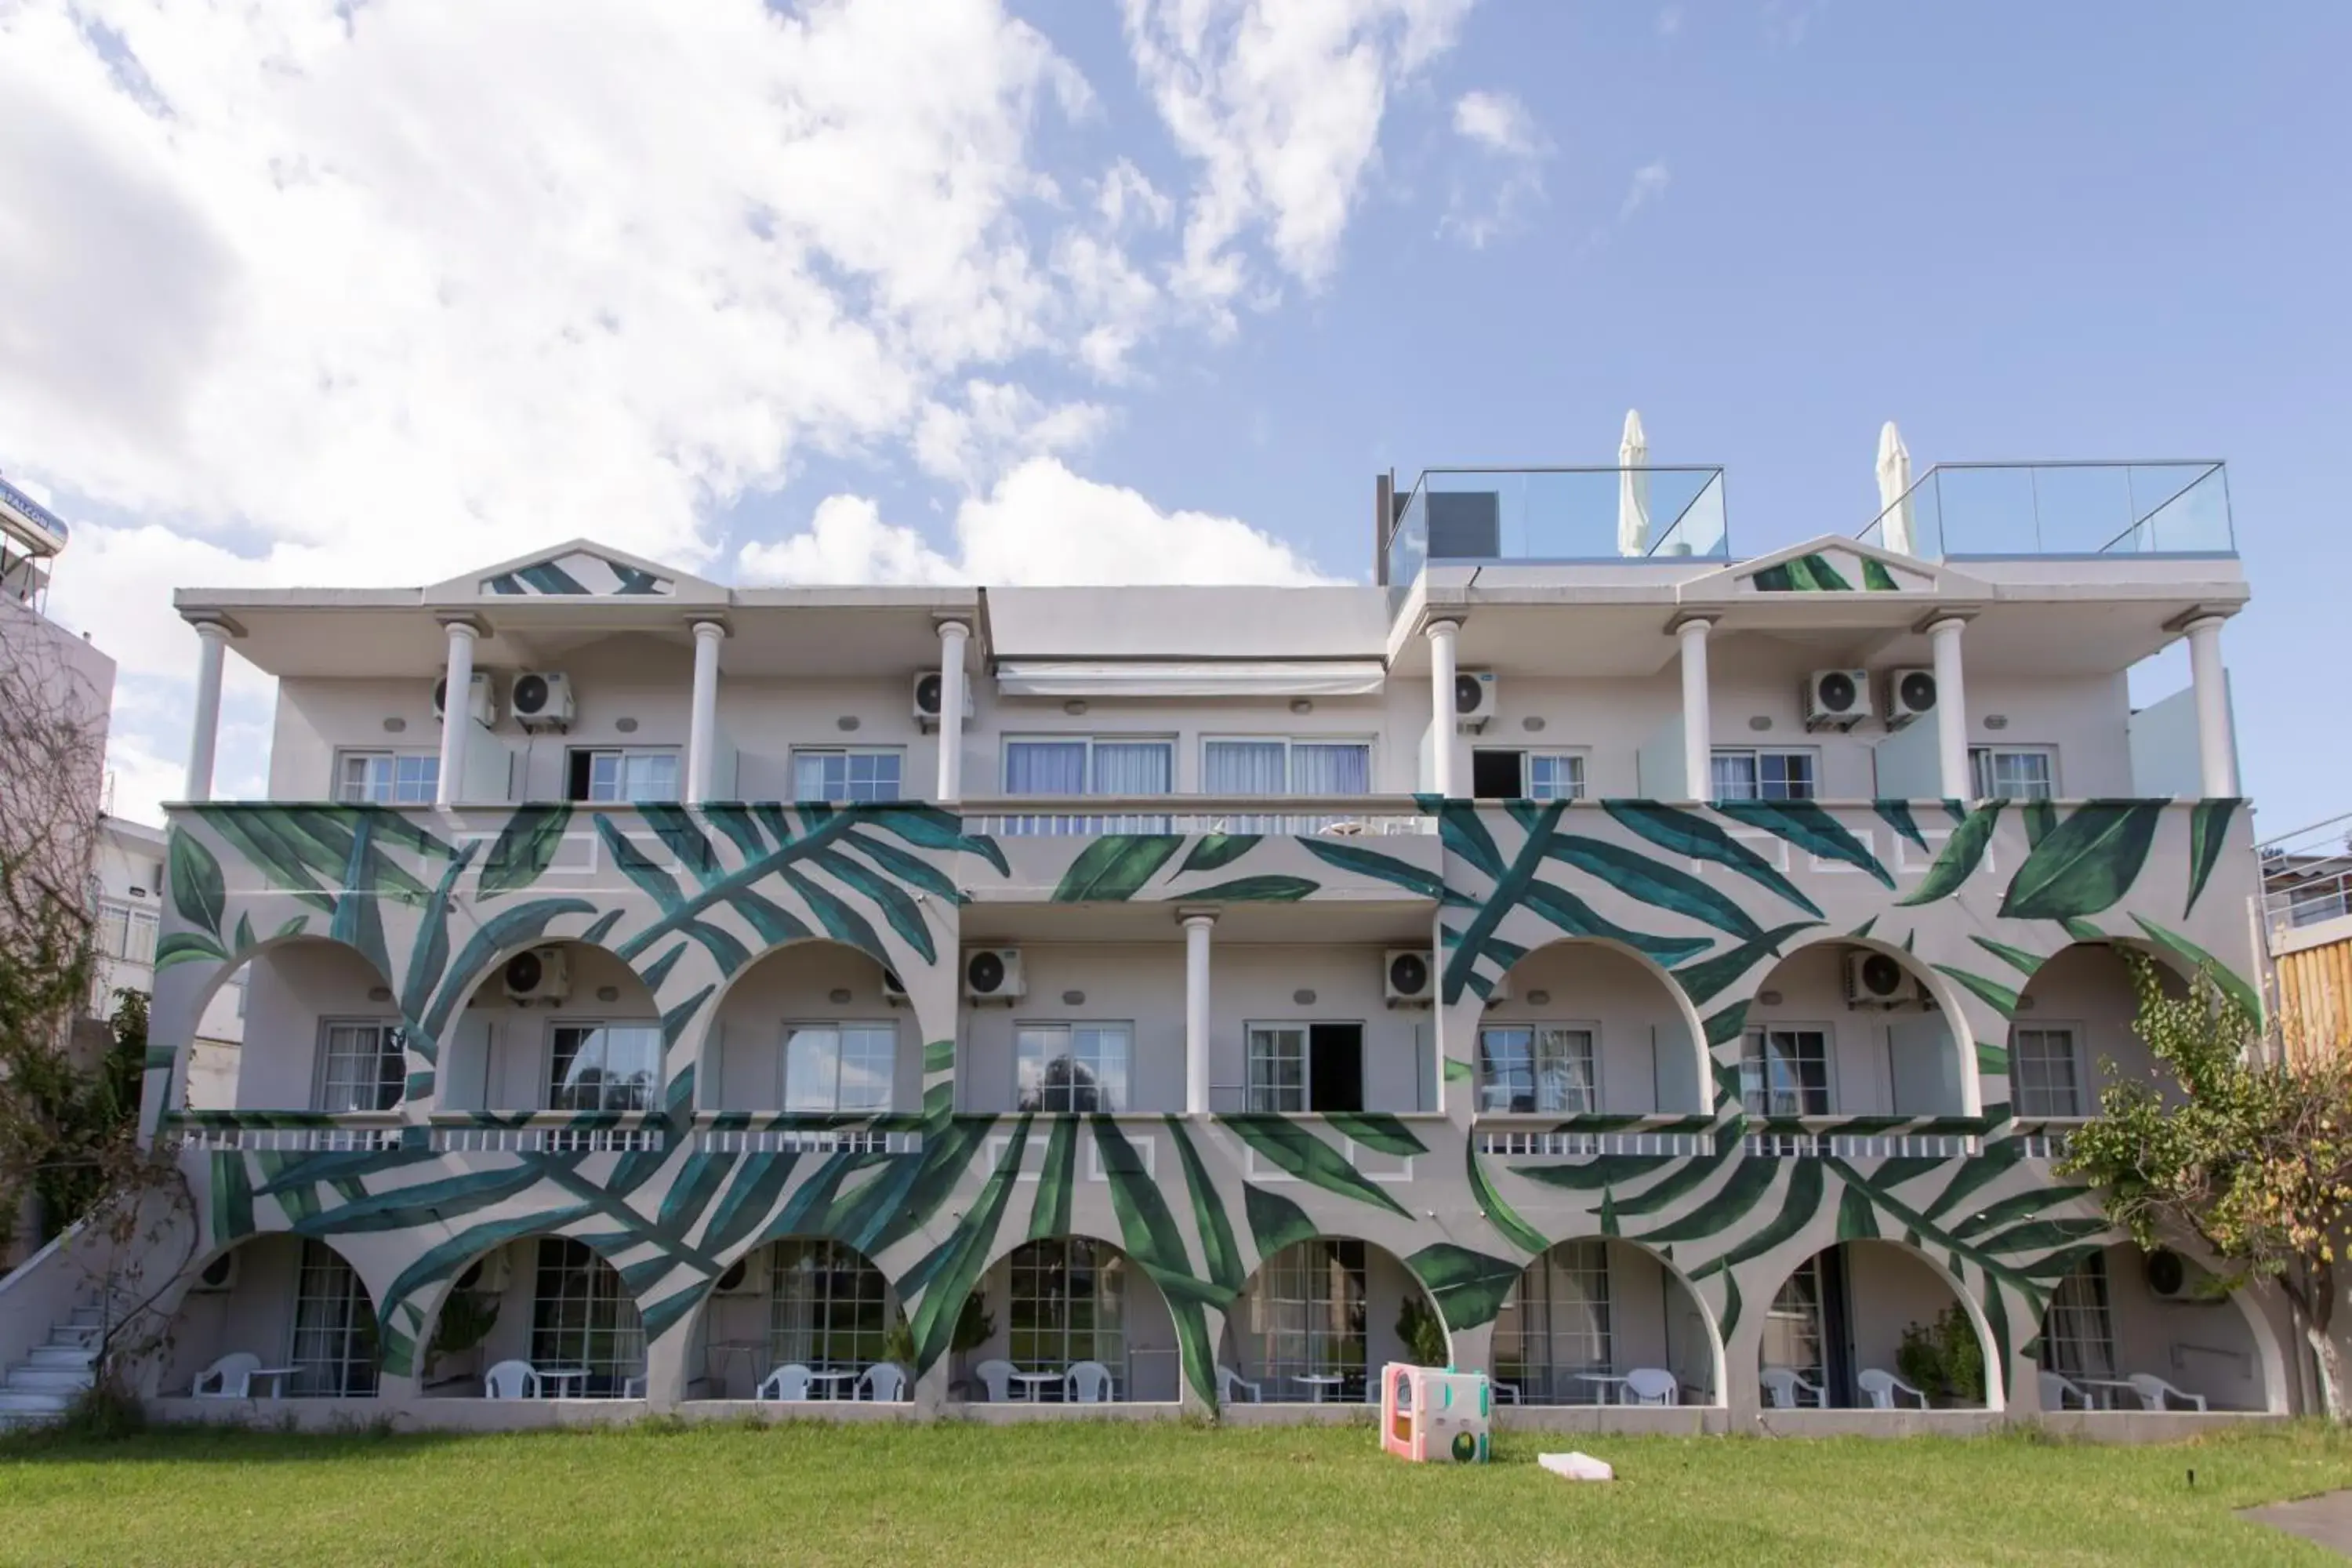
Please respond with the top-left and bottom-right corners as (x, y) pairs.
(144, 794), (2266, 1410)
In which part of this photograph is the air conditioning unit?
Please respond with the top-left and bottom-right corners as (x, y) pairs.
(880, 965), (909, 1007)
(1454, 670), (1498, 732)
(1803, 669), (1871, 732)
(510, 671), (575, 731)
(712, 1258), (763, 1298)
(964, 948), (1024, 1003)
(1845, 949), (1925, 1008)
(2143, 1249), (2221, 1305)
(453, 1252), (510, 1296)
(190, 1250), (239, 1294)
(1385, 949), (1437, 1007)
(503, 946), (571, 1004)
(1885, 667), (1937, 729)
(434, 670), (498, 728)
(912, 670), (974, 731)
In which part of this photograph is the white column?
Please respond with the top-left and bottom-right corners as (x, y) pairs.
(435, 621), (478, 808)
(685, 619), (726, 804)
(937, 620), (971, 803)
(1928, 616), (1970, 800)
(183, 622), (230, 803)
(2186, 615), (2239, 797)
(1426, 619), (1461, 797)
(1678, 617), (1713, 802)
(1183, 911), (1215, 1116)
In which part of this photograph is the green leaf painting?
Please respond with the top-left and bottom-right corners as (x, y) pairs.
(1217, 1117), (1409, 1218)
(1406, 1243), (1523, 1331)
(1896, 802), (2002, 907)
(2183, 798), (2241, 917)
(1168, 875), (1318, 902)
(1052, 836), (1183, 901)
(1712, 801), (1894, 888)
(169, 829), (227, 938)
(1602, 800), (1824, 917)
(478, 804), (575, 898)
(1999, 801), (2163, 920)
(1180, 835), (1260, 874)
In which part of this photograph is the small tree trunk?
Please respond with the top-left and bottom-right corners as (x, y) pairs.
(2309, 1324), (2347, 1424)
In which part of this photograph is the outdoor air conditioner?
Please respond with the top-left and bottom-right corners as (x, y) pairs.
(1845, 949), (1926, 1009)
(2143, 1249), (2223, 1305)
(1803, 669), (1871, 732)
(964, 948), (1025, 1003)
(1885, 668), (1937, 729)
(503, 946), (572, 1004)
(880, 964), (910, 1007)
(453, 1253), (510, 1296)
(1454, 670), (1498, 732)
(190, 1250), (240, 1294)
(712, 1258), (763, 1298)
(433, 670), (498, 728)
(1385, 949), (1437, 1007)
(912, 670), (974, 731)
(510, 671), (575, 731)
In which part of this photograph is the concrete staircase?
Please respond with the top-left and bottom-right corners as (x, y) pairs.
(0, 1303), (101, 1431)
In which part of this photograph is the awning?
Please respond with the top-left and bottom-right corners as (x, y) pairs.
(992, 660), (1388, 699)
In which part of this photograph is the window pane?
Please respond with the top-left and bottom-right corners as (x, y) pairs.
(1290, 744), (1370, 795)
(1527, 754), (1584, 801)
(1015, 1027), (1064, 1112)
(394, 755), (439, 804)
(623, 753), (678, 803)
(1204, 741), (1286, 795)
(783, 1027), (840, 1112)
(793, 753), (843, 800)
(1247, 1027), (1307, 1113)
(1536, 1028), (1596, 1113)
(1007, 742), (1087, 795)
(588, 754), (621, 802)
(837, 1026), (895, 1111)
(1760, 753), (1815, 801)
(1711, 753), (1757, 800)
(848, 752), (901, 803)
(2013, 1028), (2080, 1118)
(1091, 742), (1171, 796)
(1478, 1027), (1535, 1113)
(1742, 1029), (1830, 1116)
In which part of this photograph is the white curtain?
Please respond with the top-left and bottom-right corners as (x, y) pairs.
(1204, 741), (1286, 795)
(1291, 743), (1370, 795)
(1091, 742), (1171, 795)
(1006, 741), (1087, 794)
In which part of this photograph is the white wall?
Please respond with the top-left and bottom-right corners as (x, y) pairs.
(2088, 1244), (2267, 1411)
(165, 1234), (305, 1392)
(2013, 944), (2169, 1112)
(702, 942), (913, 1112)
(964, 1241), (1182, 1401)
(1744, 946), (1965, 1116)
(1479, 942), (1702, 1115)
(1842, 1242), (1975, 1403)
(440, 943), (662, 1112)
(238, 941), (401, 1109)
(960, 944), (1186, 1115)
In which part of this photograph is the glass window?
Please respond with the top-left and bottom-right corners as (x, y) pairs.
(1203, 739), (1372, 795)
(1477, 1026), (1597, 1114)
(318, 1022), (406, 1112)
(771, 1240), (892, 1373)
(1740, 1029), (1831, 1116)
(1971, 747), (2056, 801)
(572, 750), (680, 804)
(1247, 1025), (1308, 1113)
(2038, 1254), (2116, 1380)
(1493, 1242), (1612, 1406)
(97, 900), (158, 964)
(1712, 750), (1816, 801)
(1015, 1023), (1131, 1112)
(548, 1023), (661, 1111)
(1526, 753), (1587, 801)
(531, 1238), (644, 1396)
(2012, 1027), (2082, 1118)
(289, 1240), (379, 1397)
(790, 749), (902, 804)
(1008, 1238), (1127, 1396)
(1762, 1256), (1826, 1398)
(1005, 739), (1172, 796)
(1242, 1240), (1369, 1401)
(337, 751), (439, 804)
(782, 1025), (897, 1112)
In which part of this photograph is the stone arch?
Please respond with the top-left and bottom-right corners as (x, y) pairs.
(434, 938), (664, 1115)
(1493, 1235), (1724, 1406)
(1225, 1233), (1443, 1404)
(408, 1228), (648, 1398)
(2009, 942), (2189, 1120)
(168, 934), (401, 1112)
(955, 1231), (1181, 1403)
(158, 1230), (383, 1399)
(1740, 935), (1980, 1118)
(694, 937), (939, 1117)
(673, 1235), (903, 1399)
(1755, 1238), (2002, 1410)
(2037, 1240), (2288, 1415)
(1483, 937), (1714, 1117)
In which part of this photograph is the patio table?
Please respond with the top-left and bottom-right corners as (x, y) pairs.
(2071, 1377), (2137, 1410)
(1010, 1370), (1063, 1402)
(804, 1369), (858, 1400)
(248, 1367), (301, 1399)
(1573, 1373), (1630, 1404)
(1292, 1374), (1345, 1403)
(537, 1367), (590, 1399)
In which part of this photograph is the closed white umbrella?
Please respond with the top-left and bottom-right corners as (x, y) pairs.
(1876, 420), (1915, 555)
(1617, 408), (1650, 557)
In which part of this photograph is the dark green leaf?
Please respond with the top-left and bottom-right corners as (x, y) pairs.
(155, 931), (228, 972)
(478, 804), (575, 898)
(1516, 880), (1715, 965)
(169, 829), (228, 938)
(2127, 915), (2263, 1020)
(297, 1165), (544, 1235)
(1466, 1141), (1546, 1254)
(1242, 1181), (1319, 1259)
(637, 804), (720, 880)
(1602, 801), (1824, 918)
(1436, 803), (1505, 879)
(1896, 801), (2004, 907)
(1166, 1119), (1245, 1297)
(1999, 800), (2164, 920)
(1711, 801), (1894, 888)
(1181, 834), (1261, 873)
(597, 815), (688, 909)
(782, 863), (894, 964)
(807, 848), (934, 963)
(1969, 935), (2044, 977)
(909, 1120), (1031, 1373)
(1216, 1117), (1407, 1217)
(1632, 1160), (1779, 1243)
(1171, 874), (1317, 902)
(2023, 798), (2058, 849)
(2061, 918), (2107, 944)
(1405, 1243), (1523, 1331)
(1322, 1114), (1426, 1156)
(399, 843), (478, 1025)
(1693, 1161), (1822, 1276)
(419, 896), (598, 1041)
(209, 1152), (254, 1245)
(1860, 557), (1900, 592)
(1545, 834), (1768, 941)
(1028, 1116), (1078, 1240)
(1299, 838), (1455, 902)
(1931, 964), (2021, 1020)
(2184, 798), (2241, 917)
(1837, 1183), (1879, 1241)
(1671, 921), (1819, 1006)
(838, 829), (965, 905)
(1873, 802), (1928, 854)
(1051, 835), (1183, 902)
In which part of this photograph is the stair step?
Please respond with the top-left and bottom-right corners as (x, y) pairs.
(27, 1345), (96, 1370)
(5, 1367), (94, 1393)
(0, 1391), (72, 1414)
(67, 1308), (104, 1328)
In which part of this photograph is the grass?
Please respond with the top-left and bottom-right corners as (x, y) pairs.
(2, 1418), (2350, 1566)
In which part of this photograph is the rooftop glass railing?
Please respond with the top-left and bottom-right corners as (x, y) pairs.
(1386, 465), (1728, 612)
(1858, 460), (2231, 561)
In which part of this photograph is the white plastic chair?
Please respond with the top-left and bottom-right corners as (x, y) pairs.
(1065, 1360), (1113, 1403)
(193, 1352), (261, 1399)
(621, 1374), (648, 1399)
(2128, 1373), (2208, 1412)
(1217, 1365), (1261, 1404)
(1761, 1367), (1824, 1408)
(973, 1359), (1014, 1403)
(757, 1363), (811, 1402)
(858, 1363), (907, 1402)
(483, 1359), (541, 1400)
(1623, 1367), (1679, 1406)
(1857, 1369), (1928, 1410)
(1491, 1381), (1521, 1405)
(2039, 1370), (2092, 1410)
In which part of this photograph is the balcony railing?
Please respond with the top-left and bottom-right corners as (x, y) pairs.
(2258, 812), (2352, 935)
(1387, 465), (1730, 602)
(964, 797), (1432, 839)
(1859, 459), (2232, 561)
(1479, 1129), (1715, 1159)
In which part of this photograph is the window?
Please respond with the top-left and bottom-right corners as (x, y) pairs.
(782, 1024), (896, 1112)
(531, 1238), (644, 1396)
(336, 751), (439, 804)
(567, 749), (680, 804)
(1016, 1024), (1131, 1112)
(1477, 1026), (1597, 1115)
(1243, 1240), (1368, 1400)
(318, 1022), (406, 1113)
(1527, 753), (1587, 802)
(1202, 739), (1372, 795)
(1008, 1238), (1127, 1396)
(1469, 750), (1588, 801)
(791, 749), (902, 804)
(771, 1240), (892, 1372)
(1711, 750), (1816, 801)
(1971, 746), (2056, 801)
(1493, 1243), (1611, 1405)
(1004, 738), (1173, 796)
(1247, 1025), (1308, 1113)
(2012, 1027), (2082, 1119)
(2039, 1254), (2116, 1380)
(97, 900), (158, 965)
(288, 1240), (378, 1397)
(1762, 1257), (1827, 1397)
(1741, 1028), (1831, 1116)
(548, 1023), (661, 1111)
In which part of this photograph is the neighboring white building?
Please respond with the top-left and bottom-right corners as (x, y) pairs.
(91, 817), (245, 1106)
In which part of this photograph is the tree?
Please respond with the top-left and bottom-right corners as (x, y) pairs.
(2059, 953), (2352, 1421)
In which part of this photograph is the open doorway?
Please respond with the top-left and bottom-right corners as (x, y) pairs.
(1246, 1023), (1364, 1112)
(1309, 1025), (1363, 1113)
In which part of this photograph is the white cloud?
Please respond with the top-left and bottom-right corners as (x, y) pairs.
(1452, 89), (1541, 158)
(739, 456), (1338, 586)
(1657, 5), (1686, 38)
(1122, 0), (1475, 315)
(912, 382), (1113, 489)
(1621, 161), (1672, 220)
(1443, 87), (1552, 248)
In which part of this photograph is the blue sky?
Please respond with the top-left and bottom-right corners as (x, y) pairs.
(5, 2), (2346, 829)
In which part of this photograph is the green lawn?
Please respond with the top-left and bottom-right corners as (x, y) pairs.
(2, 1419), (2349, 1566)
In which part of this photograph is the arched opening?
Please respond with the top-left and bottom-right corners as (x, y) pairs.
(2038, 1243), (2279, 1413)
(1759, 1240), (1990, 1410)
(1744, 942), (1971, 1118)
(682, 1239), (908, 1401)
(1494, 1239), (1719, 1406)
(2010, 943), (2183, 1120)
(187, 936), (397, 1113)
(1223, 1237), (1439, 1405)
(1479, 940), (1709, 1117)
(164, 1234), (379, 1399)
(702, 940), (911, 1115)
(437, 941), (661, 1115)
(419, 1235), (644, 1399)
(957, 1236), (1179, 1403)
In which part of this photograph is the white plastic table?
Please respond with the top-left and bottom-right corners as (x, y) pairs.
(249, 1367), (300, 1399)
(805, 1370), (858, 1401)
(2071, 1377), (2137, 1410)
(1573, 1373), (1630, 1405)
(1292, 1374), (1345, 1403)
(537, 1367), (590, 1399)
(1010, 1370), (1062, 1403)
